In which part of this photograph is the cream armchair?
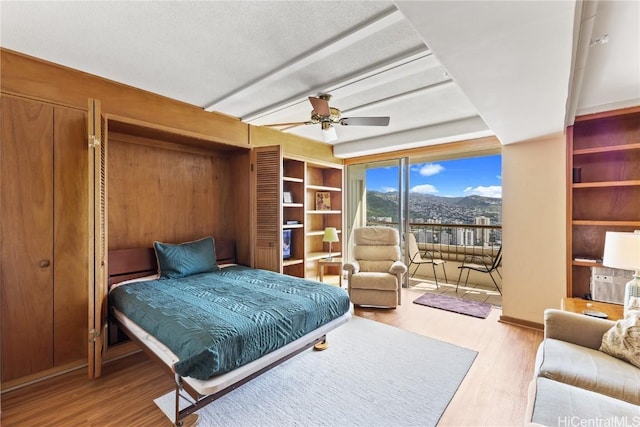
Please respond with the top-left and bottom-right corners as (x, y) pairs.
(343, 227), (407, 308)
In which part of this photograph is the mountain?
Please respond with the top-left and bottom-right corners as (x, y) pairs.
(367, 191), (502, 224)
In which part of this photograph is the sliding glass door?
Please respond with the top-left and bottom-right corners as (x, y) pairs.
(345, 158), (408, 262)
(346, 152), (502, 293)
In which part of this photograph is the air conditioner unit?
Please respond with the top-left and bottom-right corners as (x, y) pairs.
(591, 267), (633, 305)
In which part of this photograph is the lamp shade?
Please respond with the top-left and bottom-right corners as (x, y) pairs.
(322, 227), (339, 243)
(602, 231), (640, 272)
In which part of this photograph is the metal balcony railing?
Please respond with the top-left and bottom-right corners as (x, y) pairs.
(366, 221), (502, 262)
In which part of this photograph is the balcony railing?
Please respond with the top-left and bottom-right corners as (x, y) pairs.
(366, 220), (502, 262)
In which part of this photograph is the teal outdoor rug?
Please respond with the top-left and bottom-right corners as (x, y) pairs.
(155, 316), (477, 427)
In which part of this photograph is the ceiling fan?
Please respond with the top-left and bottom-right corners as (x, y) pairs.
(264, 94), (390, 142)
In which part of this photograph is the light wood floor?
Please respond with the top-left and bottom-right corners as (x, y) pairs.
(1, 287), (543, 426)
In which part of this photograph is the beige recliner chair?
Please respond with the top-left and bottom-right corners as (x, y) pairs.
(343, 226), (407, 308)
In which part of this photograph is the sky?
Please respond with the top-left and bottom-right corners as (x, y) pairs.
(366, 154), (502, 198)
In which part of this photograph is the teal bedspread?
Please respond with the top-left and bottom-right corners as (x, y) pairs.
(109, 265), (351, 380)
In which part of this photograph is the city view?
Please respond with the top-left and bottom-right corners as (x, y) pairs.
(365, 155), (502, 247)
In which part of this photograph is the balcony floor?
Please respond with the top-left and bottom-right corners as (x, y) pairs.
(320, 272), (502, 308)
(407, 275), (502, 307)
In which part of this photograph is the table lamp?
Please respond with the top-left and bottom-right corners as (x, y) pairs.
(602, 230), (640, 316)
(322, 227), (339, 260)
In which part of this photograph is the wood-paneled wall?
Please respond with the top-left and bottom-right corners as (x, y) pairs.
(107, 132), (250, 256)
(1, 49), (249, 148)
(250, 125), (340, 165)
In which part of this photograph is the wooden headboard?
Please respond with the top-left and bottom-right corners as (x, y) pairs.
(108, 239), (236, 286)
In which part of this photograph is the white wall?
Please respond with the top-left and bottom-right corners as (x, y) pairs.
(501, 133), (567, 324)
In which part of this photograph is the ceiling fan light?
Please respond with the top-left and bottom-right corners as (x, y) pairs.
(322, 124), (338, 142)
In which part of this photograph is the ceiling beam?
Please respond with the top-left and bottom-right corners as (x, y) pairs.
(342, 135), (502, 165)
(242, 47), (432, 122)
(333, 115), (493, 158)
(565, 0), (598, 127)
(274, 79), (455, 132)
(204, 7), (405, 113)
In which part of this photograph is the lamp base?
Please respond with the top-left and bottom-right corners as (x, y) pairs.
(623, 275), (640, 317)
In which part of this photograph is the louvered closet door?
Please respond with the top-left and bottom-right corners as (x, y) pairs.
(1, 96), (55, 381)
(87, 99), (108, 379)
(253, 145), (282, 272)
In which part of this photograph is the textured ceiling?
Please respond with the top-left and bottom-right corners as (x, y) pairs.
(1, 1), (638, 158)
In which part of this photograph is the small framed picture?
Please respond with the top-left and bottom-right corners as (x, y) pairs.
(283, 191), (293, 204)
(315, 191), (331, 210)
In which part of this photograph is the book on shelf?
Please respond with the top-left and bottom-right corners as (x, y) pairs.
(315, 191), (331, 210)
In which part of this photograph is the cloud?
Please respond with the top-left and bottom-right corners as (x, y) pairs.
(410, 184), (438, 194)
(463, 185), (502, 198)
(380, 186), (397, 193)
(414, 163), (444, 177)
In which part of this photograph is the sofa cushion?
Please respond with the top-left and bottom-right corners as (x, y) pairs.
(530, 378), (640, 426)
(600, 313), (640, 369)
(536, 338), (640, 405)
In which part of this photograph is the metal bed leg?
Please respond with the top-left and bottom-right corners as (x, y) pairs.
(174, 374), (199, 427)
(313, 335), (329, 351)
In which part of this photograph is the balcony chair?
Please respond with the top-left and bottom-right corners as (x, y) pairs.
(403, 232), (448, 288)
(456, 246), (502, 294)
(343, 226), (407, 308)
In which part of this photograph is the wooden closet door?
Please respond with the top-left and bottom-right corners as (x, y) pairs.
(253, 145), (282, 272)
(1, 96), (54, 381)
(53, 106), (88, 366)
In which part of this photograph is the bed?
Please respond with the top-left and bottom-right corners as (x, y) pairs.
(107, 237), (351, 426)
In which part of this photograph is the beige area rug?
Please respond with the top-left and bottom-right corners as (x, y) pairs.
(155, 316), (477, 427)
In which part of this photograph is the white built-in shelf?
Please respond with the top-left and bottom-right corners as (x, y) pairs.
(283, 176), (304, 183)
(307, 210), (341, 215)
(283, 203), (304, 208)
(283, 223), (304, 229)
(307, 251), (342, 261)
(573, 180), (640, 189)
(306, 229), (342, 237)
(573, 220), (640, 226)
(307, 184), (341, 192)
(572, 260), (604, 267)
(573, 143), (640, 156)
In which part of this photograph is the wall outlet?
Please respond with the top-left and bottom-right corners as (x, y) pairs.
(594, 274), (613, 283)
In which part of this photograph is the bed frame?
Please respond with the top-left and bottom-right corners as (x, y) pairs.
(107, 240), (350, 426)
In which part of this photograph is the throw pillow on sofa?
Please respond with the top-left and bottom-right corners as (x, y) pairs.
(600, 313), (640, 368)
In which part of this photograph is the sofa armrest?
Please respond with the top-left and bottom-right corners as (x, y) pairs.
(343, 260), (360, 274)
(389, 260), (407, 275)
(544, 309), (615, 350)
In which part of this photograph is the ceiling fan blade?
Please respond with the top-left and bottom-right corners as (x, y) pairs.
(262, 121), (313, 128)
(340, 117), (390, 126)
(308, 96), (330, 116)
